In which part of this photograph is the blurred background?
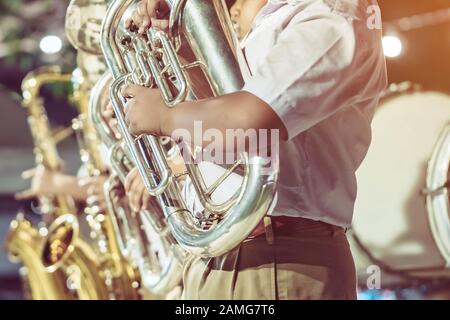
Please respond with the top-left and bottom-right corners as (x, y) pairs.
(0, 0), (449, 299)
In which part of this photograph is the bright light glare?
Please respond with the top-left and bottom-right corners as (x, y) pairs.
(39, 35), (62, 54)
(382, 35), (402, 58)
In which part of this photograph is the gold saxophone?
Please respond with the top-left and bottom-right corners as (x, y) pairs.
(6, 66), (115, 300)
(37, 0), (140, 299)
(6, 214), (73, 300)
(5, 67), (77, 300)
(41, 66), (141, 300)
(42, 213), (110, 300)
(19, 67), (75, 216)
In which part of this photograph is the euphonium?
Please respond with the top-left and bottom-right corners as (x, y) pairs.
(90, 71), (183, 296)
(101, 0), (278, 257)
(5, 67), (77, 300)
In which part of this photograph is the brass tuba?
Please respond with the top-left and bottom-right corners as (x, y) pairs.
(90, 71), (183, 296)
(101, 0), (278, 258)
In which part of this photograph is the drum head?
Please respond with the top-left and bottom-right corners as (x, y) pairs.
(352, 90), (450, 283)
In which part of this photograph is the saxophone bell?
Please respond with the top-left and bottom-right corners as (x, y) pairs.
(6, 213), (74, 300)
(41, 214), (110, 299)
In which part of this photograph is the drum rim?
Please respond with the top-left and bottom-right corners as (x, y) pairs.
(378, 82), (450, 111)
(426, 124), (450, 267)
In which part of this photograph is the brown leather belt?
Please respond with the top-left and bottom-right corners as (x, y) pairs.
(247, 215), (342, 244)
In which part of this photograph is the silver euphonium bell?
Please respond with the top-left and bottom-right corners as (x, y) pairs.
(100, 0), (278, 257)
(89, 71), (183, 295)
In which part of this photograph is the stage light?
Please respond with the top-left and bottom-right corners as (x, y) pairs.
(39, 35), (62, 54)
(382, 35), (403, 58)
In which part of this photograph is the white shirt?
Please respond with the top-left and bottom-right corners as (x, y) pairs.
(184, 0), (387, 228)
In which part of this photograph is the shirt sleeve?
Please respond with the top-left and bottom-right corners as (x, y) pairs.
(242, 11), (382, 140)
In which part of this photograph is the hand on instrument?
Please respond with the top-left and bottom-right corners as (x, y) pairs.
(15, 165), (58, 200)
(79, 175), (109, 212)
(109, 178), (127, 206)
(122, 85), (167, 137)
(124, 167), (153, 212)
(102, 100), (122, 140)
(14, 166), (86, 201)
(125, 0), (170, 34)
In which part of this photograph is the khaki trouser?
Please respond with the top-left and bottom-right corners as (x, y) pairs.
(181, 217), (357, 300)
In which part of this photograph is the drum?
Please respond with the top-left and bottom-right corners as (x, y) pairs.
(351, 86), (450, 287)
